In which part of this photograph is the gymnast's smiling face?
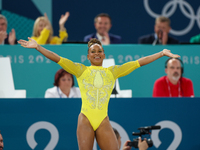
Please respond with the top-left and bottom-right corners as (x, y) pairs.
(87, 44), (105, 66)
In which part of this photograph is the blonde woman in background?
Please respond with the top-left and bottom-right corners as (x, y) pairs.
(31, 12), (69, 44)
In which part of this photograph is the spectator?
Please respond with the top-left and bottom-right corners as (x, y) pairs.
(0, 131), (4, 150)
(153, 58), (194, 97)
(138, 16), (179, 45)
(31, 12), (69, 45)
(190, 33), (200, 43)
(113, 128), (148, 150)
(0, 14), (17, 45)
(45, 69), (81, 98)
(83, 13), (121, 45)
(138, 138), (149, 150)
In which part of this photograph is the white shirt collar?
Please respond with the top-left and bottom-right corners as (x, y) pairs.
(58, 87), (76, 98)
(96, 33), (105, 42)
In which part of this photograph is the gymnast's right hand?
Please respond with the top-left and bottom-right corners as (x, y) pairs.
(18, 37), (38, 49)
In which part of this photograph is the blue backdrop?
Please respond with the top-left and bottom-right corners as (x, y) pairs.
(1, 0), (200, 43)
(0, 98), (200, 150)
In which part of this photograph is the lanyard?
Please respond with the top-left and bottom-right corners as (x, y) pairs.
(166, 78), (181, 97)
(57, 87), (62, 98)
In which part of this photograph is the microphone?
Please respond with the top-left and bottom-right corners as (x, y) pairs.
(153, 30), (163, 45)
(152, 39), (158, 45)
(157, 30), (163, 44)
(112, 81), (118, 98)
(138, 125), (161, 130)
(158, 30), (163, 40)
(148, 125), (161, 129)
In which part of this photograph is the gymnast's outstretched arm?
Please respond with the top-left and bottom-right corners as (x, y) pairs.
(138, 49), (180, 66)
(18, 37), (60, 63)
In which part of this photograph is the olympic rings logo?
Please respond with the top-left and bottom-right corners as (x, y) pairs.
(144, 0), (200, 36)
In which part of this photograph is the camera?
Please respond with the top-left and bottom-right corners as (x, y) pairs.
(127, 125), (161, 148)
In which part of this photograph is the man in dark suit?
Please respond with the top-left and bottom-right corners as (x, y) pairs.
(84, 13), (121, 45)
(0, 14), (17, 45)
(138, 16), (179, 45)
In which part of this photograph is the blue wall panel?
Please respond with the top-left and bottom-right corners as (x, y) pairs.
(0, 98), (199, 149)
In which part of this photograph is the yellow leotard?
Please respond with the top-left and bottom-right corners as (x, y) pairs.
(58, 57), (140, 131)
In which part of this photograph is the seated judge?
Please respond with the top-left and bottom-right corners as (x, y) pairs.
(153, 58), (194, 97)
(45, 69), (81, 98)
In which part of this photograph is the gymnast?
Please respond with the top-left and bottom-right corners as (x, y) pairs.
(18, 37), (179, 150)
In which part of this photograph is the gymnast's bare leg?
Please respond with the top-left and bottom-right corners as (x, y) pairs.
(95, 116), (119, 150)
(77, 113), (95, 150)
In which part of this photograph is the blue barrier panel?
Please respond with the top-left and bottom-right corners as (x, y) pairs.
(0, 98), (199, 150)
(1, 44), (200, 97)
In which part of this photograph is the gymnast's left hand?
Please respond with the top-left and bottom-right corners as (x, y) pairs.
(162, 49), (180, 58)
(18, 37), (38, 49)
